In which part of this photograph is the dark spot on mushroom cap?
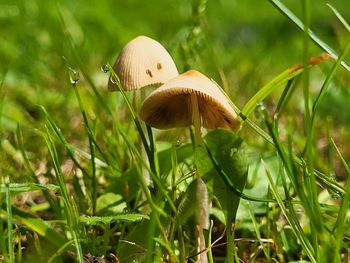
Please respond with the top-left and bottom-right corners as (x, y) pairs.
(146, 69), (153, 78)
(157, 63), (162, 70)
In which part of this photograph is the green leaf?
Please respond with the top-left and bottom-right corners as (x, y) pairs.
(198, 129), (248, 220)
(79, 214), (149, 225)
(96, 192), (127, 215)
(8, 207), (66, 248)
(157, 143), (193, 177)
(0, 183), (59, 193)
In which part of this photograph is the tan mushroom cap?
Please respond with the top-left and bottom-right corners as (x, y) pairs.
(139, 70), (240, 131)
(108, 35), (179, 91)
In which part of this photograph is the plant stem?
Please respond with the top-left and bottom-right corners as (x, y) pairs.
(190, 93), (208, 262)
(226, 189), (235, 263)
(5, 177), (14, 263)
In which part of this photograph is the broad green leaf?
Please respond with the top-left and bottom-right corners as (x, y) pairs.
(210, 207), (225, 225)
(7, 207), (66, 248)
(157, 143), (193, 177)
(96, 192), (127, 215)
(197, 129), (248, 221)
(79, 214), (149, 225)
(107, 166), (141, 203)
(0, 183), (59, 193)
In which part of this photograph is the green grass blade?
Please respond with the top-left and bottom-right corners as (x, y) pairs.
(16, 126), (60, 215)
(80, 214), (150, 224)
(218, 84), (345, 196)
(0, 69), (6, 137)
(5, 179), (15, 263)
(263, 161), (316, 263)
(246, 202), (270, 260)
(241, 54), (332, 117)
(241, 67), (302, 117)
(268, 0), (350, 71)
(264, 117), (321, 227)
(327, 4), (350, 33)
(0, 210), (9, 262)
(312, 41), (350, 126)
(68, 67), (98, 215)
(0, 183), (59, 193)
(274, 78), (296, 118)
(117, 124), (176, 216)
(330, 138), (350, 262)
(106, 63), (152, 161)
(39, 105), (90, 179)
(9, 207), (66, 248)
(302, 1), (321, 257)
(44, 127), (84, 263)
(47, 240), (76, 263)
(54, 2), (111, 116)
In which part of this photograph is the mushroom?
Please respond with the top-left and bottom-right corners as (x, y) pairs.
(139, 70), (240, 263)
(139, 69), (240, 144)
(108, 35), (179, 91)
(107, 35), (179, 186)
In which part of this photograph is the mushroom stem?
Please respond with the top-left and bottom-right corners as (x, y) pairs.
(191, 93), (208, 261)
(190, 93), (202, 145)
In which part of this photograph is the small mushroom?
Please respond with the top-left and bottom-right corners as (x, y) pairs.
(108, 35), (179, 91)
(139, 69), (240, 143)
(140, 70), (239, 263)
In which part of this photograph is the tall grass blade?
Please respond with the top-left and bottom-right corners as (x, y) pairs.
(241, 53), (332, 117)
(327, 4), (350, 33)
(302, 1), (321, 258)
(218, 81), (345, 196)
(68, 66), (98, 215)
(107, 64), (152, 161)
(47, 240), (76, 263)
(246, 202), (271, 260)
(312, 41), (350, 127)
(44, 127), (84, 263)
(274, 78), (296, 119)
(54, 2), (111, 116)
(5, 178), (15, 263)
(268, 0), (350, 71)
(40, 105), (90, 178)
(0, 70), (6, 135)
(9, 206), (66, 248)
(16, 126), (60, 214)
(265, 117), (322, 229)
(107, 65), (173, 263)
(263, 161), (316, 262)
(330, 138), (350, 263)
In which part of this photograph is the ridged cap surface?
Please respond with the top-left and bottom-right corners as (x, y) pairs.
(139, 70), (240, 130)
(109, 35), (178, 91)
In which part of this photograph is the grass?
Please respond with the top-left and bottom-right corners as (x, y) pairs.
(1, 0), (350, 262)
